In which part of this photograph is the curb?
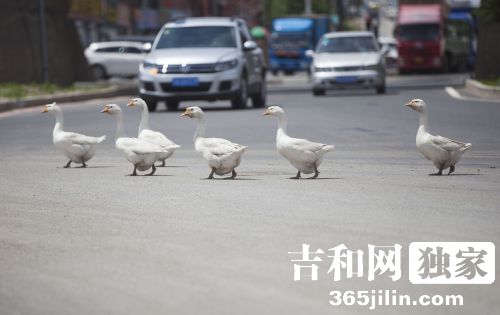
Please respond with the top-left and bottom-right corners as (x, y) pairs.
(465, 79), (500, 99)
(0, 84), (137, 113)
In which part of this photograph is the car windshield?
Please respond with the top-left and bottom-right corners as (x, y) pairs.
(155, 26), (237, 49)
(399, 24), (440, 41)
(271, 32), (309, 49)
(317, 36), (378, 53)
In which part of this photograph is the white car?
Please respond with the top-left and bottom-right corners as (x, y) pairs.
(309, 31), (386, 95)
(138, 17), (267, 111)
(85, 42), (149, 79)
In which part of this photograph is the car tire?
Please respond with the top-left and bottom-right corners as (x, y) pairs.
(140, 95), (158, 112)
(313, 88), (325, 96)
(375, 82), (386, 94)
(166, 100), (179, 111)
(251, 81), (267, 108)
(91, 64), (107, 80)
(231, 76), (248, 109)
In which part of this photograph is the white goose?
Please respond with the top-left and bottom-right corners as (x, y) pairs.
(127, 98), (180, 166)
(406, 99), (471, 175)
(263, 106), (334, 179)
(181, 106), (247, 179)
(100, 104), (169, 176)
(42, 102), (105, 168)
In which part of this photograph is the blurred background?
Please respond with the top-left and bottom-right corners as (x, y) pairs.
(0, 0), (498, 97)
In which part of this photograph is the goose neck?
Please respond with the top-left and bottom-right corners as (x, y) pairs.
(138, 105), (150, 133)
(277, 114), (288, 136)
(114, 111), (125, 142)
(53, 109), (64, 133)
(194, 116), (206, 142)
(418, 110), (429, 133)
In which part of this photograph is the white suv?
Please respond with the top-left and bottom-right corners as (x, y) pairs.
(138, 17), (267, 111)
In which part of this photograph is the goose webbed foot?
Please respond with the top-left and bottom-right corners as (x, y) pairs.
(430, 168), (443, 176)
(146, 165), (156, 176)
(207, 168), (216, 179)
(290, 171), (301, 179)
(64, 160), (72, 168)
(227, 170), (237, 179)
(130, 165), (138, 176)
(448, 165), (455, 175)
(309, 166), (319, 179)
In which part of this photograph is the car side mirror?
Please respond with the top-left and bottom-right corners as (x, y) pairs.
(305, 50), (314, 57)
(243, 41), (258, 51)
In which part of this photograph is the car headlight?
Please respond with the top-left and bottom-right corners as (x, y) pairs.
(364, 64), (379, 71)
(142, 61), (160, 75)
(214, 59), (238, 72)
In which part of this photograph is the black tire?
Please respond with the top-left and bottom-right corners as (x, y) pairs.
(375, 82), (386, 94)
(166, 100), (179, 111)
(313, 88), (325, 96)
(231, 76), (248, 109)
(91, 64), (107, 80)
(284, 70), (294, 76)
(251, 81), (267, 108)
(140, 95), (158, 112)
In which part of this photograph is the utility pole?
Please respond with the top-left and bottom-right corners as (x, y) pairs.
(304, 0), (312, 15)
(38, 0), (49, 83)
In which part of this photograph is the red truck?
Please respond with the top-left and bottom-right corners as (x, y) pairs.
(396, 3), (446, 72)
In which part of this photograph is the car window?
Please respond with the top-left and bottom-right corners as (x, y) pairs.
(317, 36), (378, 53)
(155, 26), (237, 49)
(95, 47), (120, 53)
(123, 47), (142, 54)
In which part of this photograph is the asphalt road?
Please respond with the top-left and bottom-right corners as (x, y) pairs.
(1, 76), (499, 315)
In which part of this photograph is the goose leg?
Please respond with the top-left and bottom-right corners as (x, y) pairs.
(130, 165), (138, 176)
(208, 168), (216, 179)
(64, 160), (72, 168)
(290, 171), (301, 179)
(229, 170), (237, 179)
(310, 166), (320, 179)
(430, 168), (443, 176)
(77, 161), (87, 168)
(448, 165), (455, 175)
(159, 160), (166, 167)
(146, 165), (156, 176)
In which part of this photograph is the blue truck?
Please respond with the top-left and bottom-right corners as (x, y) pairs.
(446, 0), (478, 71)
(269, 16), (330, 75)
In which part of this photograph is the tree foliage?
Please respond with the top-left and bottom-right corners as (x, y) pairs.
(476, 0), (500, 24)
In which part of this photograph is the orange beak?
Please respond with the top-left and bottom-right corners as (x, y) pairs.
(41, 105), (48, 113)
(100, 105), (111, 114)
(126, 101), (135, 107)
(181, 110), (191, 117)
(262, 109), (271, 116)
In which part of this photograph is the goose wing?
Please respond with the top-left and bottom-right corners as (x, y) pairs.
(432, 135), (470, 152)
(117, 137), (167, 154)
(288, 137), (333, 153)
(64, 132), (106, 145)
(139, 129), (179, 148)
(199, 138), (246, 158)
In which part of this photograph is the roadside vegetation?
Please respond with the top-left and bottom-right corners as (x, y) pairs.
(0, 83), (103, 99)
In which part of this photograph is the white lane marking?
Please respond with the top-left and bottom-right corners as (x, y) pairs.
(445, 86), (500, 103)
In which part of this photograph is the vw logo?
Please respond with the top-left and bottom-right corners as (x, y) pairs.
(180, 64), (191, 73)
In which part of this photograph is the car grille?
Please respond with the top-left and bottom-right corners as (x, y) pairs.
(160, 82), (212, 92)
(160, 64), (215, 74)
(334, 66), (364, 71)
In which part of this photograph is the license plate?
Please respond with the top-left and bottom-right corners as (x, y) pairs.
(172, 77), (199, 87)
(414, 56), (424, 64)
(336, 76), (358, 84)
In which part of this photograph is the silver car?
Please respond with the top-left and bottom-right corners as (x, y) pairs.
(139, 17), (266, 111)
(310, 31), (386, 95)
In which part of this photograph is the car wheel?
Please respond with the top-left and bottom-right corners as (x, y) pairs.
(91, 65), (107, 80)
(231, 76), (248, 109)
(166, 100), (179, 111)
(313, 88), (325, 96)
(251, 81), (267, 108)
(375, 82), (386, 94)
(140, 95), (158, 112)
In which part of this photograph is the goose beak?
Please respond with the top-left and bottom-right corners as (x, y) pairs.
(126, 101), (135, 107)
(262, 109), (270, 116)
(181, 110), (190, 118)
(41, 105), (48, 113)
(405, 102), (414, 108)
(100, 105), (111, 114)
